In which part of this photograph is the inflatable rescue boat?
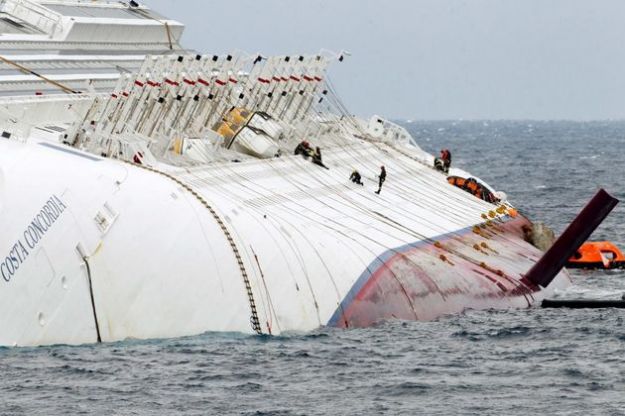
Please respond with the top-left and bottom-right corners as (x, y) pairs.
(567, 242), (625, 270)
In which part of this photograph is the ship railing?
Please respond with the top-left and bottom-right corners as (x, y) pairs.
(0, 0), (64, 38)
(362, 115), (436, 165)
(366, 115), (414, 146)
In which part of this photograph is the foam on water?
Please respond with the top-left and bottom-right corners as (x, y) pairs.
(1, 121), (624, 415)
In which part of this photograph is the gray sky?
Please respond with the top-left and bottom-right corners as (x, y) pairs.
(143, 0), (625, 120)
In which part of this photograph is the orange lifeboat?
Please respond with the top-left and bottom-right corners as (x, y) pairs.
(447, 176), (499, 203)
(567, 241), (625, 269)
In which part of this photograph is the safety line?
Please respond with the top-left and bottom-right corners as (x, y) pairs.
(81, 254), (102, 343)
(0, 54), (79, 94)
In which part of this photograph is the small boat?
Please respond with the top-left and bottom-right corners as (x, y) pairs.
(567, 242), (625, 269)
(447, 175), (499, 203)
(542, 297), (625, 309)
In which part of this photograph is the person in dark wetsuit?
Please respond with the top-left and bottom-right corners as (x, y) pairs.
(294, 140), (312, 158)
(350, 169), (364, 185)
(375, 166), (386, 194)
(312, 146), (329, 169)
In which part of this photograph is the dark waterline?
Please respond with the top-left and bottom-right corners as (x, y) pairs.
(2, 120), (624, 415)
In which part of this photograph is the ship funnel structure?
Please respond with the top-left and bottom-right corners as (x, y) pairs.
(525, 189), (619, 288)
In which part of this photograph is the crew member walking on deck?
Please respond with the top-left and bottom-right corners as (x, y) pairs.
(375, 166), (386, 194)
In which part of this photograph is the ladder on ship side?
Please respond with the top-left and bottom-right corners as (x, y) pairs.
(126, 161), (264, 335)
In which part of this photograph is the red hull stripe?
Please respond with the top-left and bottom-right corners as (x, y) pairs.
(215, 79), (226, 86)
(165, 78), (179, 86)
(134, 80), (145, 87)
(183, 78), (196, 85)
(258, 77), (270, 84)
(290, 75), (300, 81)
(326, 215), (532, 327)
(198, 78), (209, 86)
(303, 75), (314, 81)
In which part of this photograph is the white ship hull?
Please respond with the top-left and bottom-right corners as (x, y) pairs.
(0, 136), (570, 346)
(0, 0), (581, 347)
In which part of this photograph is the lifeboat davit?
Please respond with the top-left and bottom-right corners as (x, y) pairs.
(567, 241), (625, 269)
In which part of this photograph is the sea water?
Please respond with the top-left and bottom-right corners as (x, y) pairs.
(1, 121), (624, 415)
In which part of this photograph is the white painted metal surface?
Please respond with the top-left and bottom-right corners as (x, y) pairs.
(0, 1), (573, 347)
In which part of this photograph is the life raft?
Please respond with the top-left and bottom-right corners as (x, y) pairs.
(567, 241), (625, 269)
(447, 176), (499, 203)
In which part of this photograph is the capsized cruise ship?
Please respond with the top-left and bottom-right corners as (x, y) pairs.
(0, 0), (616, 347)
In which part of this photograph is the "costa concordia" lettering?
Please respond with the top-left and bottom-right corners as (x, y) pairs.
(1, 195), (67, 283)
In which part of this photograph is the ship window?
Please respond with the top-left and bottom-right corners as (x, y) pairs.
(601, 251), (616, 261)
(44, 125), (67, 133)
(0, 15), (40, 34)
(0, 17), (25, 28)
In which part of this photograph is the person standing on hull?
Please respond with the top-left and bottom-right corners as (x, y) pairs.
(441, 149), (452, 172)
(375, 166), (386, 194)
(434, 149), (452, 173)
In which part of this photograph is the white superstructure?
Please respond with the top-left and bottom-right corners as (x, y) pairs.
(0, 1), (572, 347)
